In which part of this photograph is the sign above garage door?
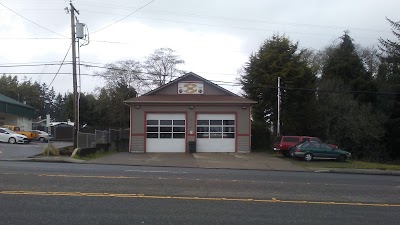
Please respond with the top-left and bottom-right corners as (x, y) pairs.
(178, 81), (204, 94)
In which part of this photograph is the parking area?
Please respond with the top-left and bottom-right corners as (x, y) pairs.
(0, 141), (72, 160)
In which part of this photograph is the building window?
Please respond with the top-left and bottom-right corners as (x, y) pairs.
(197, 119), (235, 139)
(146, 119), (185, 139)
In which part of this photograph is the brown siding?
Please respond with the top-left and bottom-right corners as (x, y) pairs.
(131, 106), (145, 134)
(237, 136), (250, 152)
(130, 135), (145, 153)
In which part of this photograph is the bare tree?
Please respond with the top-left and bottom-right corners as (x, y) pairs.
(143, 48), (185, 87)
(356, 45), (380, 77)
(96, 60), (151, 95)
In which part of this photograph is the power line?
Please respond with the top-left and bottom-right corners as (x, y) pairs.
(80, 7), (390, 34)
(0, 37), (66, 40)
(67, 64), (400, 96)
(0, 37), (127, 44)
(0, 63), (72, 68)
(49, 44), (72, 87)
(2, 72), (73, 75)
(85, 9), (384, 40)
(37, 64), (48, 82)
(92, 0), (156, 34)
(0, 2), (67, 38)
(3, 69), (400, 96)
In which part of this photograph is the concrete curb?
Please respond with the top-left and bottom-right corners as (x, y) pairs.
(0, 157), (85, 163)
(2, 157), (399, 176)
(313, 168), (400, 176)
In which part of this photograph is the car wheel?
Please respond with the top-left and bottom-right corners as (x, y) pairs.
(8, 137), (16, 144)
(39, 137), (45, 143)
(337, 154), (347, 162)
(304, 153), (313, 162)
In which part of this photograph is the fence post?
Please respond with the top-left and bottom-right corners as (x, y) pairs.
(77, 131), (79, 148)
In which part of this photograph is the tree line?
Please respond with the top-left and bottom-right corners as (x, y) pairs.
(0, 48), (184, 128)
(241, 19), (400, 161)
(0, 74), (135, 127)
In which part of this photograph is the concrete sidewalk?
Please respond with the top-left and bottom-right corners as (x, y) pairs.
(86, 152), (308, 171)
(8, 152), (400, 176)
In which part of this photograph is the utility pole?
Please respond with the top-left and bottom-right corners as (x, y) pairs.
(277, 77), (281, 137)
(70, 2), (79, 149)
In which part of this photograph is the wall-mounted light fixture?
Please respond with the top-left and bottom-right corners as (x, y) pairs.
(135, 106), (140, 109)
(189, 106), (194, 109)
(241, 106), (247, 109)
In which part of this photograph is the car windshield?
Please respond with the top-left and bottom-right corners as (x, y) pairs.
(311, 138), (322, 142)
(2, 128), (16, 134)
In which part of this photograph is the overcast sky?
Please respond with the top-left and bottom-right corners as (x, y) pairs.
(0, 0), (399, 95)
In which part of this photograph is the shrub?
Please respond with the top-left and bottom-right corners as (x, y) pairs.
(40, 144), (60, 156)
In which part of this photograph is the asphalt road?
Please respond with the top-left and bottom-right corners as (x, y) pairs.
(0, 141), (72, 159)
(0, 162), (399, 225)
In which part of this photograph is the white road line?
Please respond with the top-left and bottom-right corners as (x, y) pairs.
(125, 170), (187, 174)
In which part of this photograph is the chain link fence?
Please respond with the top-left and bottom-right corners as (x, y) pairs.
(77, 128), (129, 151)
(77, 132), (96, 149)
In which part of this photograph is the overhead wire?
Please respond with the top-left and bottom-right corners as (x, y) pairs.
(36, 64), (48, 82)
(0, 2), (67, 38)
(91, 0), (157, 34)
(80, 7), (390, 34)
(4, 70), (399, 96)
(48, 44), (72, 87)
(2, 4), (388, 35)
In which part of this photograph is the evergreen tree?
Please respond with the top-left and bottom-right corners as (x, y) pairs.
(53, 93), (65, 121)
(322, 32), (377, 103)
(378, 18), (400, 159)
(0, 75), (19, 99)
(240, 34), (317, 149)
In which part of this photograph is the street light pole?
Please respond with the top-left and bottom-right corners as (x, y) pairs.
(277, 77), (281, 137)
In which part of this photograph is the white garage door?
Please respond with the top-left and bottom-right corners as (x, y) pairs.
(146, 113), (186, 153)
(196, 114), (235, 152)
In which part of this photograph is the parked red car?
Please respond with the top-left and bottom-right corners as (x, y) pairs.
(273, 136), (337, 156)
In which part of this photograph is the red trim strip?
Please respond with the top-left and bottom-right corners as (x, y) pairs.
(129, 106), (132, 152)
(235, 112), (238, 153)
(248, 107), (251, 151)
(185, 112), (188, 153)
(144, 112), (147, 153)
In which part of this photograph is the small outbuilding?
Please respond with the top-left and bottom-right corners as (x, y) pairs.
(125, 72), (256, 153)
(0, 93), (35, 130)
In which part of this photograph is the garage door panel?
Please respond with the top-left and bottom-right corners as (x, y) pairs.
(196, 139), (235, 152)
(146, 113), (186, 153)
(196, 114), (235, 153)
(147, 139), (185, 153)
(147, 114), (184, 120)
(197, 114), (235, 120)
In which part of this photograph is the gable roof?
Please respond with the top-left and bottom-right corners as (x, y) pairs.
(0, 93), (35, 109)
(144, 72), (239, 97)
(125, 72), (256, 105)
(125, 95), (256, 104)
